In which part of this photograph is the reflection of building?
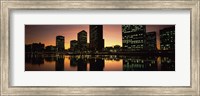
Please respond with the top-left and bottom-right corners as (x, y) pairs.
(89, 25), (104, 51)
(56, 36), (65, 52)
(70, 40), (78, 51)
(31, 56), (44, 65)
(25, 54), (44, 65)
(77, 59), (87, 71)
(160, 26), (175, 50)
(144, 57), (157, 71)
(78, 30), (87, 50)
(70, 56), (78, 67)
(89, 59), (104, 71)
(45, 45), (56, 52)
(146, 31), (157, 51)
(122, 25), (146, 51)
(123, 57), (145, 71)
(55, 56), (64, 71)
(161, 57), (175, 71)
(44, 56), (56, 62)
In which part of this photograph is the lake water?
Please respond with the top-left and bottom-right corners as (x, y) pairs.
(25, 54), (175, 71)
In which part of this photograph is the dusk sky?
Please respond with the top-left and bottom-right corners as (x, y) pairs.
(25, 25), (174, 50)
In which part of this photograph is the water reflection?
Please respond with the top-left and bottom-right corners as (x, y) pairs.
(56, 56), (64, 71)
(25, 54), (175, 71)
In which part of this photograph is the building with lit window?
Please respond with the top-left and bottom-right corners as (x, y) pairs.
(56, 36), (65, 52)
(78, 30), (87, 50)
(146, 31), (157, 51)
(160, 26), (175, 50)
(89, 25), (104, 51)
(122, 25), (146, 51)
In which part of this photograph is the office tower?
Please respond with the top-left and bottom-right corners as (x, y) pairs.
(89, 25), (104, 51)
(56, 36), (65, 52)
(122, 25), (146, 51)
(70, 40), (78, 51)
(160, 26), (175, 50)
(78, 30), (87, 50)
(146, 31), (157, 51)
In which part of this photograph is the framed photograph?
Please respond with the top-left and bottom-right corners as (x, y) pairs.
(1, 0), (199, 95)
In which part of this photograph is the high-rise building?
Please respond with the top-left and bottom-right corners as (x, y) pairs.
(70, 40), (78, 51)
(122, 25), (146, 51)
(56, 36), (65, 52)
(146, 31), (157, 51)
(160, 26), (175, 50)
(89, 25), (104, 51)
(78, 30), (87, 50)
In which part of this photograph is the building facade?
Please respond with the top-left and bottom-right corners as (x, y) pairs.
(78, 30), (87, 50)
(160, 26), (175, 50)
(56, 36), (65, 52)
(146, 31), (157, 51)
(89, 25), (104, 51)
(122, 25), (146, 51)
(70, 40), (78, 51)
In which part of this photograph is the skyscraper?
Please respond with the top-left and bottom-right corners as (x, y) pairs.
(89, 25), (104, 51)
(56, 36), (65, 52)
(122, 25), (146, 51)
(70, 40), (78, 51)
(146, 31), (157, 51)
(160, 26), (175, 50)
(78, 30), (87, 50)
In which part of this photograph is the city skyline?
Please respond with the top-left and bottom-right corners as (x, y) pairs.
(25, 25), (173, 50)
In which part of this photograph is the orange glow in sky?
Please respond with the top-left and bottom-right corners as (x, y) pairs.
(25, 25), (173, 50)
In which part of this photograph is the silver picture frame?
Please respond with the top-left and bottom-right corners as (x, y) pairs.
(1, 0), (199, 95)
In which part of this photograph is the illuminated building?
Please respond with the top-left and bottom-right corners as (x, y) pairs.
(160, 26), (175, 50)
(89, 25), (104, 51)
(122, 25), (146, 51)
(146, 31), (157, 51)
(56, 36), (65, 52)
(78, 30), (87, 50)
